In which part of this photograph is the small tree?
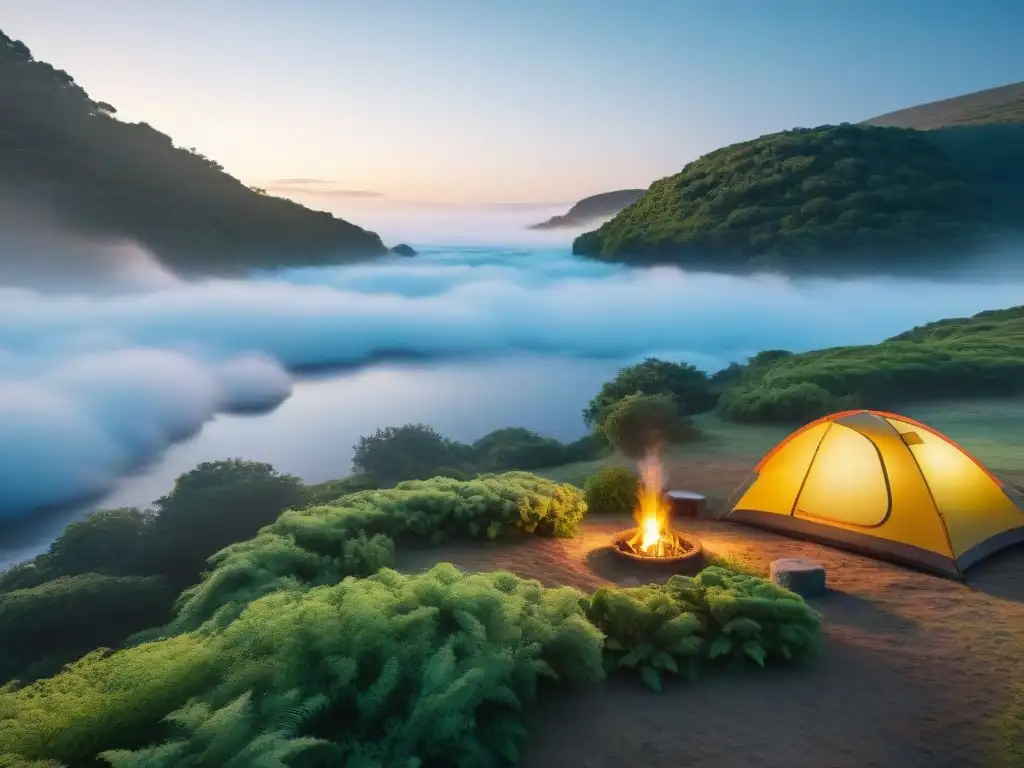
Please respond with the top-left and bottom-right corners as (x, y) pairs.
(44, 507), (154, 579)
(149, 460), (305, 587)
(584, 358), (714, 429)
(583, 466), (639, 516)
(351, 424), (474, 486)
(601, 393), (700, 459)
(472, 427), (568, 472)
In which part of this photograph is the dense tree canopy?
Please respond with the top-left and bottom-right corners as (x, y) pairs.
(351, 424), (604, 487)
(600, 392), (700, 458)
(573, 123), (1024, 273)
(0, 29), (387, 272)
(583, 358), (715, 428)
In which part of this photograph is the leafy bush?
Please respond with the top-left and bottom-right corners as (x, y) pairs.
(585, 568), (822, 691)
(718, 381), (860, 423)
(302, 474), (380, 507)
(716, 305), (1024, 423)
(672, 568), (822, 667)
(600, 392), (700, 458)
(0, 755), (63, 768)
(100, 692), (328, 768)
(0, 574), (175, 685)
(583, 358), (715, 428)
(168, 472), (586, 632)
(37, 508), (153, 579)
(0, 636), (221, 765)
(583, 466), (639, 515)
(149, 460), (306, 588)
(561, 432), (609, 463)
(349, 424), (604, 487)
(0, 508), (154, 594)
(0, 461), (309, 686)
(0, 565), (606, 767)
(585, 584), (704, 691)
(473, 427), (572, 471)
(352, 424), (477, 486)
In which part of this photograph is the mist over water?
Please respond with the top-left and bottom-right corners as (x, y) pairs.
(1, 217), (1023, 551)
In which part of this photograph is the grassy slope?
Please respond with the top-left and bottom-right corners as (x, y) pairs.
(539, 399), (1024, 492)
(0, 29), (388, 273)
(862, 81), (1024, 129)
(717, 305), (1024, 423)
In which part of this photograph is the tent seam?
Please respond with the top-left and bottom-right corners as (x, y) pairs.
(902, 433), (963, 580)
(788, 422), (832, 516)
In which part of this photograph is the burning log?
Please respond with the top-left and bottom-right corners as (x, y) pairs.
(610, 449), (703, 566)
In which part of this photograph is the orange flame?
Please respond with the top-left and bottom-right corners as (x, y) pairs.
(636, 450), (668, 552)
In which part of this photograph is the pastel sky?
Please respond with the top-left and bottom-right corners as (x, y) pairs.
(5, 0), (1022, 206)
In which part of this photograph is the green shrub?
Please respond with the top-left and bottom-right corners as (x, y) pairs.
(672, 568), (822, 667)
(351, 424), (477, 486)
(585, 584), (704, 691)
(302, 474), (380, 507)
(583, 466), (639, 515)
(0, 756), (63, 768)
(0, 636), (222, 765)
(0, 574), (175, 685)
(149, 460), (306, 588)
(100, 692), (328, 768)
(169, 472), (586, 632)
(583, 357), (715, 428)
(718, 381), (859, 423)
(601, 392), (700, 458)
(586, 568), (822, 691)
(0, 508), (154, 594)
(561, 432), (608, 463)
(717, 305), (1024, 423)
(1, 565), (606, 767)
(472, 427), (569, 471)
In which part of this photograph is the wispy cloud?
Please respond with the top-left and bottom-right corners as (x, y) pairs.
(260, 179), (570, 209)
(264, 183), (386, 199)
(266, 178), (338, 186)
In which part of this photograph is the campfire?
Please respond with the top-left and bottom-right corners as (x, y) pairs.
(612, 451), (702, 564)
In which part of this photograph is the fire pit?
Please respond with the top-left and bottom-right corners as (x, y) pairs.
(610, 452), (704, 572)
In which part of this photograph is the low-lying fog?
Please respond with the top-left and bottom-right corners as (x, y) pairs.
(2, 204), (1023, 527)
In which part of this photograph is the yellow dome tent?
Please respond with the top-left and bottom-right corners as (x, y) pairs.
(727, 410), (1024, 578)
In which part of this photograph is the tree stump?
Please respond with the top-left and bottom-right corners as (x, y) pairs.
(770, 557), (827, 598)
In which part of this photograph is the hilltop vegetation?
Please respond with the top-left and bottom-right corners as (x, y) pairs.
(528, 189), (646, 230)
(862, 81), (1024, 129)
(717, 305), (1024, 422)
(573, 123), (1024, 274)
(0, 30), (387, 273)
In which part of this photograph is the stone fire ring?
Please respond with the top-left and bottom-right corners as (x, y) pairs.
(610, 528), (705, 570)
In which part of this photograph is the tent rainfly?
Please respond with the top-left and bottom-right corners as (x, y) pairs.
(727, 410), (1024, 578)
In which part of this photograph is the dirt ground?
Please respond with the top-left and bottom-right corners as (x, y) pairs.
(395, 456), (1024, 768)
